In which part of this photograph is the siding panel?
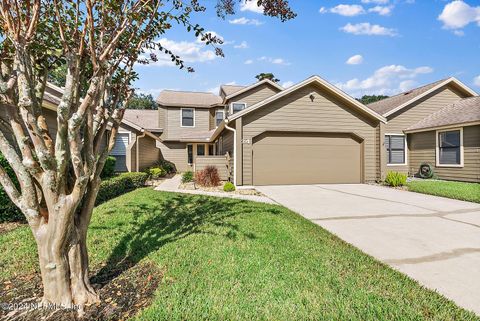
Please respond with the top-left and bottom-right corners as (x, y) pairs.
(386, 86), (468, 174)
(226, 83), (280, 109)
(409, 125), (480, 182)
(240, 84), (380, 185)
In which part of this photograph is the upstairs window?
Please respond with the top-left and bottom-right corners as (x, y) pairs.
(181, 108), (194, 127)
(231, 102), (247, 114)
(215, 110), (224, 127)
(385, 135), (406, 165)
(437, 129), (462, 166)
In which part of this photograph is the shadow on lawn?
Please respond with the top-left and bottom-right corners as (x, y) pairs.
(92, 192), (277, 284)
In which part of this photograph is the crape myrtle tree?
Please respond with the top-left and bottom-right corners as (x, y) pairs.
(0, 0), (295, 312)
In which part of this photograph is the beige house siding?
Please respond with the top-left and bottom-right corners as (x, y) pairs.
(195, 156), (229, 180)
(158, 107), (167, 136)
(240, 84), (380, 185)
(164, 107), (210, 140)
(226, 83), (281, 109)
(384, 85), (469, 174)
(138, 135), (161, 171)
(409, 125), (480, 182)
(157, 141), (190, 172)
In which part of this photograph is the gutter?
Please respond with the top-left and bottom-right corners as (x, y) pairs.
(136, 130), (146, 172)
(224, 120), (237, 186)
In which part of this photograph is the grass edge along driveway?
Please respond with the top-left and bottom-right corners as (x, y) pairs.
(407, 180), (480, 204)
(0, 188), (478, 320)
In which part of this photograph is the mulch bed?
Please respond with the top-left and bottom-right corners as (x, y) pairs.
(0, 262), (163, 321)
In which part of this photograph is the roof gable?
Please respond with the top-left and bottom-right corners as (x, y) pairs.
(406, 97), (480, 132)
(228, 75), (386, 123)
(224, 79), (283, 101)
(367, 77), (478, 117)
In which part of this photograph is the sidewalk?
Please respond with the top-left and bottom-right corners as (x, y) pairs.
(155, 175), (277, 205)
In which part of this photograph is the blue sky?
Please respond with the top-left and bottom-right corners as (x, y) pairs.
(133, 0), (480, 99)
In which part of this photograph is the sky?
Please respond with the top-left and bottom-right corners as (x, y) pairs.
(133, 0), (480, 99)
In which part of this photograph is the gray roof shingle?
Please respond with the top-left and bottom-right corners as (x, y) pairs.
(406, 97), (480, 131)
(156, 90), (222, 108)
(123, 109), (163, 132)
(367, 79), (447, 116)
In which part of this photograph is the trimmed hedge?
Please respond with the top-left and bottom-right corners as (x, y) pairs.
(95, 172), (148, 205)
(101, 156), (117, 179)
(0, 154), (23, 223)
(0, 170), (148, 223)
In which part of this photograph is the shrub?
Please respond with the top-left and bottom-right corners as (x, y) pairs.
(385, 171), (407, 187)
(182, 171), (194, 183)
(156, 159), (176, 174)
(0, 154), (23, 223)
(100, 156), (116, 179)
(147, 167), (166, 179)
(96, 172), (148, 205)
(223, 182), (236, 192)
(195, 166), (220, 187)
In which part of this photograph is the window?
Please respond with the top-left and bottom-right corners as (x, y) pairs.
(187, 144), (193, 164)
(215, 110), (224, 127)
(231, 102), (246, 114)
(385, 135), (406, 165)
(208, 144), (214, 156)
(181, 108), (194, 127)
(197, 144), (205, 156)
(437, 129), (462, 166)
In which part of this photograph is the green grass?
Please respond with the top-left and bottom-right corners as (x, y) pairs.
(407, 180), (480, 203)
(0, 188), (478, 320)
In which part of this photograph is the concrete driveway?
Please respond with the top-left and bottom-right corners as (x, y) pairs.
(256, 184), (480, 315)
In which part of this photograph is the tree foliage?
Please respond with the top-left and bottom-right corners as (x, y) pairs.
(357, 95), (389, 105)
(255, 72), (280, 83)
(0, 0), (295, 313)
(127, 93), (158, 110)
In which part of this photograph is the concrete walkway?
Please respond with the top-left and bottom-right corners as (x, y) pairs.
(155, 175), (276, 204)
(256, 184), (480, 315)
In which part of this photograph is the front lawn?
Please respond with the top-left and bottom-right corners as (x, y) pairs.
(0, 188), (477, 320)
(407, 180), (480, 203)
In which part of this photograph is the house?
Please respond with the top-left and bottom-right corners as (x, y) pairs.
(367, 77), (479, 183)
(2, 76), (478, 185)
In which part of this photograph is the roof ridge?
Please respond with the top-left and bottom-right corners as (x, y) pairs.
(161, 89), (218, 95)
(367, 78), (448, 106)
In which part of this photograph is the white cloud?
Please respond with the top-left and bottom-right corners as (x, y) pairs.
(207, 81), (237, 95)
(282, 81), (295, 88)
(137, 88), (176, 97)
(330, 4), (365, 16)
(369, 5), (394, 16)
(234, 41), (249, 49)
(138, 38), (217, 67)
(361, 0), (389, 4)
(259, 56), (291, 65)
(229, 17), (264, 26)
(336, 64), (434, 96)
(453, 29), (465, 36)
(340, 22), (397, 36)
(244, 59), (254, 65)
(438, 1), (480, 31)
(346, 54), (364, 65)
(240, 1), (264, 14)
(474, 75), (480, 87)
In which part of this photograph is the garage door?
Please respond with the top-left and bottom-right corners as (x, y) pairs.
(111, 133), (130, 172)
(252, 132), (362, 185)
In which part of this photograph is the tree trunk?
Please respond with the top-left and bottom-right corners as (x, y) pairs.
(35, 206), (99, 311)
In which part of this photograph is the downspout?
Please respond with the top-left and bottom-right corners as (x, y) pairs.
(224, 121), (237, 186)
(136, 130), (146, 172)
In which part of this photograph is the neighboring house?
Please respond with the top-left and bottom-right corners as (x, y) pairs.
(2, 76), (478, 185)
(155, 79), (283, 172)
(367, 78), (479, 183)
